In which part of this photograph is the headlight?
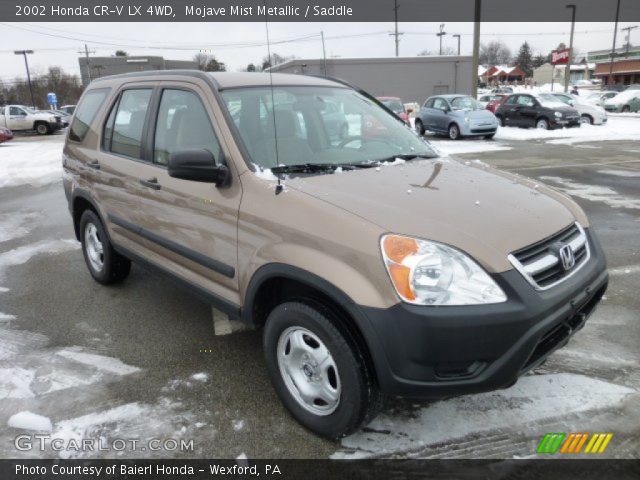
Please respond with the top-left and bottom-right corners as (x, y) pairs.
(49, 116), (56, 122)
(381, 234), (507, 306)
(554, 111), (563, 118)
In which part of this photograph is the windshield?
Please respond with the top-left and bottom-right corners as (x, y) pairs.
(221, 86), (437, 171)
(381, 99), (404, 113)
(23, 107), (38, 114)
(538, 94), (567, 108)
(450, 96), (483, 110)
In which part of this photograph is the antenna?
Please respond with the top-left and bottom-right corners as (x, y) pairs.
(263, 0), (283, 195)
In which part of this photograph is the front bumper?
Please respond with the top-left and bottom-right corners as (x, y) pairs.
(356, 228), (607, 398)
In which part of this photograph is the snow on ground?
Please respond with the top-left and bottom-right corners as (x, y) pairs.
(0, 137), (65, 188)
(496, 116), (640, 144)
(8, 411), (52, 432)
(539, 176), (640, 210)
(428, 139), (511, 156)
(335, 373), (636, 458)
(56, 347), (141, 375)
(0, 212), (41, 243)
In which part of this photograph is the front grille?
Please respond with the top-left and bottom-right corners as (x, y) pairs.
(508, 223), (590, 290)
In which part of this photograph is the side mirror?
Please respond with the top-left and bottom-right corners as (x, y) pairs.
(168, 149), (230, 186)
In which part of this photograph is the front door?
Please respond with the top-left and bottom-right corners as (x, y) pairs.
(94, 84), (156, 253)
(9, 106), (31, 130)
(132, 85), (241, 298)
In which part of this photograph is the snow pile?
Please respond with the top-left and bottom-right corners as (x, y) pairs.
(191, 372), (209, 382)
(495, 116), (640, 144)
(0, 137), (64, 188)
(8, 411), (53, 432)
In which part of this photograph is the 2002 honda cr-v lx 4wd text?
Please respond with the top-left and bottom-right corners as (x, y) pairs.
(63, 71), (608, 438)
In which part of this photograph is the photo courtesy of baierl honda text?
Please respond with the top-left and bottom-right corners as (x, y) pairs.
(0, 1), (639, 479)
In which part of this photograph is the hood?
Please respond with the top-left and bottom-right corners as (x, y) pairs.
(455, 109), (496, 121)
(285, 158), (578, 272)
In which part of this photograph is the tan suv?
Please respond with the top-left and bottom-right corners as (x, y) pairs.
(63, 71), (608, 438)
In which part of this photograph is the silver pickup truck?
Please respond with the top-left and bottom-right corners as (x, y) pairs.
(0, 105), (62, 134)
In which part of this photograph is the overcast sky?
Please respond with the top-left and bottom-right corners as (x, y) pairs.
(1, 21), (638, 83)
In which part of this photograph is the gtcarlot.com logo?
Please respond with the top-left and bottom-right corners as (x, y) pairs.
(537, 432), (613, 455)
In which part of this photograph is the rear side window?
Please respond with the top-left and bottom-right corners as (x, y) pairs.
(153, 89), (221, 166)
(69, 88), (109, 142)
(103, 89), (152, 159)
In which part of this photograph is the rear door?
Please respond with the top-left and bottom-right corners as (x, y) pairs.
(129, 83), (242, 298)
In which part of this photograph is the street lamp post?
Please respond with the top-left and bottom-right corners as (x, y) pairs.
(14, 50), (35, 108)
(437, 24), (447, 55)
(608, 0), (622, 86)
(564, 4), (576, 93)
(453, 34), (461, 55)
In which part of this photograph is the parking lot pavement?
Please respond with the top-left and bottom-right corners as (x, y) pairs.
(0, 132), (639, 459)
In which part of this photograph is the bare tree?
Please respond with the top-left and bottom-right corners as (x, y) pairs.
(479, 41), (512, 65)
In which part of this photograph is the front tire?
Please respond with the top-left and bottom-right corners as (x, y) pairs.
(622, 105), (631, 113)
(536, 118), (550, 130)
(263, 301), (381, 439)
(415, 119), (425, 136)
(580, 114), (593, 125)
(35, 122), (50, 135)
(80, 210), (131, 285)
(496, 114), (505, 127)
(448, 123), (461, 140)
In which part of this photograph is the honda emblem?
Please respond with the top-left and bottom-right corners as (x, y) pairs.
(559, 245), (575, 271)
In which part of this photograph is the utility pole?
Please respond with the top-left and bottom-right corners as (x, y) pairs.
(14, 50), (35, 108)
(608, 0), (621, 87)
(437, 24), (447, 55)
(79, 43), (96, 83)
(389, 0), (403, 57)
(453, 34), (461, 55)
(622, 25), (639, 56)
(471, 1), (481, 97)
(320, 31), (327, 76)
(564, 4), (576, 93)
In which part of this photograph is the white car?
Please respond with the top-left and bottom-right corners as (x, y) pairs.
(584, 91), (618, 107)
(546, 93), (607, 125)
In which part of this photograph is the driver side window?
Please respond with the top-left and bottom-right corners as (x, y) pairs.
(10, 107), (25, 116)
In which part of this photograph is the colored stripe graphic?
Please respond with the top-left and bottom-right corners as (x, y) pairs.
(537, 433), (566, 454)
(539, 432), (613, 455)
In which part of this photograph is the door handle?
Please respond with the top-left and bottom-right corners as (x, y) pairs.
(139, 178), (161, 190)
(87, 160), (101, 170)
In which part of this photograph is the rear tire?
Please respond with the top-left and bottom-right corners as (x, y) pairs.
(263, 301), (382, 439)
(79, 210), (131, 285)
(415, 119), (425, 136)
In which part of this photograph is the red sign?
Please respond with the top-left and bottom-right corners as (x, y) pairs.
(551, 49), (570, 65)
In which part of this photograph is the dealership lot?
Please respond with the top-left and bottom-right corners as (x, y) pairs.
(0, 124), (638, 459)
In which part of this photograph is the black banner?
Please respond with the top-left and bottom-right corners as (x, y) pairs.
(1, 0), (640, 22)
(1, 459), (640, 480)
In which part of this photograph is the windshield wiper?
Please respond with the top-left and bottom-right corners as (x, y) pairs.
(270, 163), (375, 174)
(372, 153), (438, 164)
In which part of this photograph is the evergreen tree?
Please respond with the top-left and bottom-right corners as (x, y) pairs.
(515, 41), (534, 77)
(532, 54), (548, 69)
